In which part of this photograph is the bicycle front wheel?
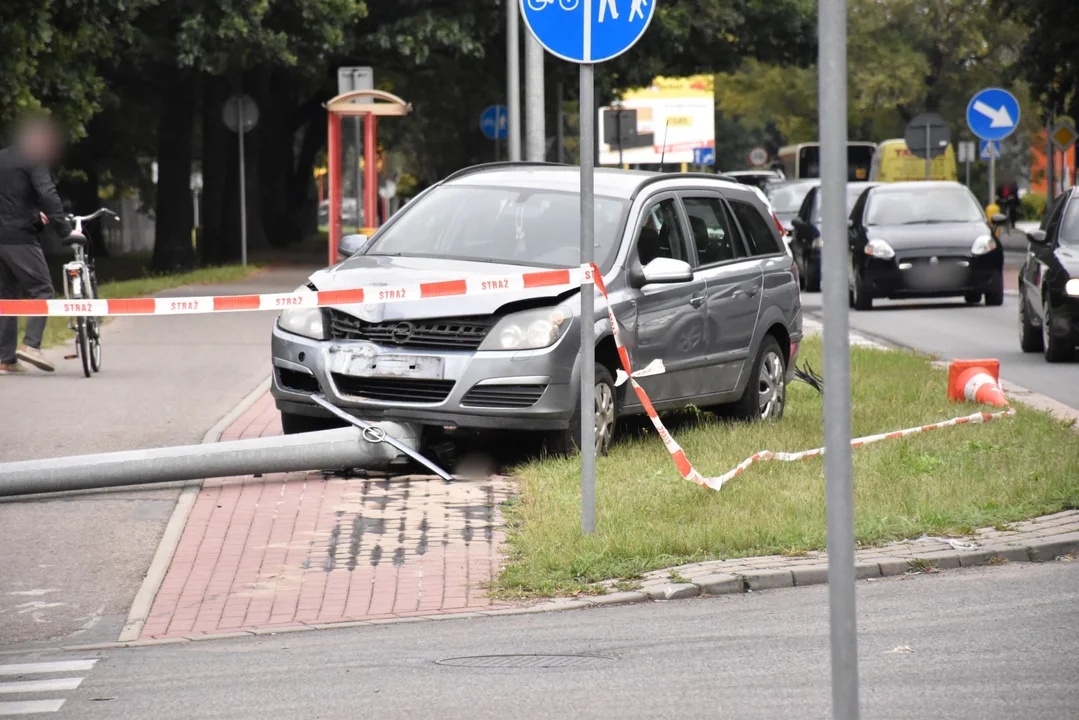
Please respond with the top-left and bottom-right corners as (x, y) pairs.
(76, 317), (91, 378)
(89, 321), (102, 373)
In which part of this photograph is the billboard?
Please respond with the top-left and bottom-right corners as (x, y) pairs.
(599, 75), (715, 166)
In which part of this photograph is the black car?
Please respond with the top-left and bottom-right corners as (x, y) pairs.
(788, 181), (879, 292)
(1018, 187), (1079, 362)
(847, 181), (1005, 310)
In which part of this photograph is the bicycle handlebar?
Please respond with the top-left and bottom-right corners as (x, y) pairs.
(69, 208), (121, 223)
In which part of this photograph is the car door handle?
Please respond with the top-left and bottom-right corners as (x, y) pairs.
(689, 293), (705, 308)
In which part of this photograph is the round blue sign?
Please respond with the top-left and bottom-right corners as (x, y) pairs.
(480, 105), (508, 140)
(520, 0), (657, 64)
(966, 87), (1020, 142)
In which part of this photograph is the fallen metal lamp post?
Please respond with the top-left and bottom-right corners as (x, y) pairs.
(0, 421), (439, 498)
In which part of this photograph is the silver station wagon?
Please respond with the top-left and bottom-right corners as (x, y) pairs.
(272, 163), (803, 454)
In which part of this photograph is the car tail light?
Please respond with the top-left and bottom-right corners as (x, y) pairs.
(772, 211), (786, 236)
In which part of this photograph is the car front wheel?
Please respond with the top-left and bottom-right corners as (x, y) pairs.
(852, 268), (873, 311)
(1018, 293), (1044, 353)
(545, 363), (618, 457)
(1043, 299), (1077, 363)
(984, 273), (1005, 306)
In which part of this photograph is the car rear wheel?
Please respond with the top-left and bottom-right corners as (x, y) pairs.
(544, 363), (618, 457)
(727, 336), (786, 422)
(984, 273), (1005, 306)
(281, 411), (347, 435)
(852, 269), (873, 311)
(1043, 299), (1077, 363)
(805, 260), (821, 293)
(1018, 293), (1044, 353)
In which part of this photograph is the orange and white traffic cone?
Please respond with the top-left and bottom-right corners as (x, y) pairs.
(947, 359), (1008, 408)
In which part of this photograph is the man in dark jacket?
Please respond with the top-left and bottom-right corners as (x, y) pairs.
(0, 115), (72, 374)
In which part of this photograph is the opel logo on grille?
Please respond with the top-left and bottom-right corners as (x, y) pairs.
(390, 322), (414, 344)
(929, 256), (939, 265)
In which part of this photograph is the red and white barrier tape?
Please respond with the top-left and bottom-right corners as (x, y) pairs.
(0, 268), (586, 317)
(2, 261), (1014, 492)
(710, 408), (1017, 491)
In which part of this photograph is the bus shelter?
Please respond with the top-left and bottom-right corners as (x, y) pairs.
(324, 90), (411, 265)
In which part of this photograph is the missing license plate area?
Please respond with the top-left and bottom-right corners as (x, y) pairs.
(343, 353), (444, 380)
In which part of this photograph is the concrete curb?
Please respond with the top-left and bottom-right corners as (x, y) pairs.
(3, 532), (1073, 656)
(116, 376), (272, 643)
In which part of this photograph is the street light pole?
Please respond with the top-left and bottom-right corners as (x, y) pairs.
(507, 0), (522, 161)
(819, 0), (860, 716)
(525, 33), (546, 162)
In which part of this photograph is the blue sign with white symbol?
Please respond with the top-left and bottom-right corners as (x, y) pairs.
(480, 105), (508, 140)
(979, 140), (1001, 160)
(520, 0), (657, 64)
(966, 88), (1020, 141)
(693, 147), (715, 166)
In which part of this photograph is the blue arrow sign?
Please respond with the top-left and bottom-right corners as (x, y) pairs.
(979, 140), (1001, 160)
(693, 147), (715, 166)
(480, 105), (508, 140)
(966, 88), (1020, 141)
(520, 0), (657, 64)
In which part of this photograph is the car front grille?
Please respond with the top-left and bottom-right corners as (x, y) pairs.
(331, 374), (455, 403)
(327, 310), (492, 350)
(461, 383), (548, 409)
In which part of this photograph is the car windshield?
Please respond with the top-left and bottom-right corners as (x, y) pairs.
(865, 187), (984, 226)
(362, 185), (630, 269)
(814, 185), (873, 222)
(768, 183), (814, 213)
(1061, 199), (1079, 247)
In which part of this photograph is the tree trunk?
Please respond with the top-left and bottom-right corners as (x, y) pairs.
(291, 110), (324, 238)
(258, 69), (298, 248)
(151, 69), (197, 272)
(200, 73), (228, 265)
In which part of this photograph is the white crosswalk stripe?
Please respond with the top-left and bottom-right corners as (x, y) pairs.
(0, 660), (98, 716)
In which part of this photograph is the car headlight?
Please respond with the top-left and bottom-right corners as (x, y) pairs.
(278, 286), (326, 339)
(971, 235), (998, 256)
(812, 237), (824, 249)
(865, 239), (895, 260)
(479, 305), (572, 351)
(1066, 278), (1079, 297)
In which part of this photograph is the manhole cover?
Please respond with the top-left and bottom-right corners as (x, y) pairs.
(436, 654), (613, 669)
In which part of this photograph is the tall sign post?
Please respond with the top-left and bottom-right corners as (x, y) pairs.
(223, 94), (259, 266)
(818, 0), (859, 717)
(520, 0), (656, 534)
(967, 87), (1020, 204)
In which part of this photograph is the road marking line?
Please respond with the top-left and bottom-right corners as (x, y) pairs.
(0, 678), (83, 694)
(0, 700), (66, 716)
(0, 660), (96, 676)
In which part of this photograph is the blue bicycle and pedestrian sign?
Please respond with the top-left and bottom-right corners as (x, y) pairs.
(520, 0), (656, 64)
(480, 105), (508, 140)
(966, 88), (1020, 142)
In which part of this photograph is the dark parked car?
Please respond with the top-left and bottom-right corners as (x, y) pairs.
(847, 182), (1005, 310)
(272, 164), (803, 453)
(1019, 186), (1079, 362)
(789, 181), (879, 292)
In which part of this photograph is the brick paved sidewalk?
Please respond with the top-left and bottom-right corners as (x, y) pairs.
(139, 394), (512, 640)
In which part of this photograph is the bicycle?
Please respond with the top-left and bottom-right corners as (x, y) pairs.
(527, 0), (578, 11)
(62, 208), (119, 377)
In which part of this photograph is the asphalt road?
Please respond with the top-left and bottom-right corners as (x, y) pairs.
(0, 268), (312, 650)
(8, 561), (1074, 719)
(800, 264), (1079, 410)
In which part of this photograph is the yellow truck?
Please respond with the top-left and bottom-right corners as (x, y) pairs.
(869, 138), (958, 182)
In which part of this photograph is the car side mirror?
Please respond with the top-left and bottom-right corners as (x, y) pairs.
(1026, 229), (1049, 246)
(640, 257), (693, 285)
(337, 233), (369, 259)
(847, 218), (855, 229)
(991, 213), (1007, 226)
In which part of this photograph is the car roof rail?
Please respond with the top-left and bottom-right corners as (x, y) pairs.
(629, 172), (739, 200)
(441, 161), (572, 184)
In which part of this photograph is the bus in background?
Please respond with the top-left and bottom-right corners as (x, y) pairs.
(869, 138), (957, 182)
(777, 142), (877, 181)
